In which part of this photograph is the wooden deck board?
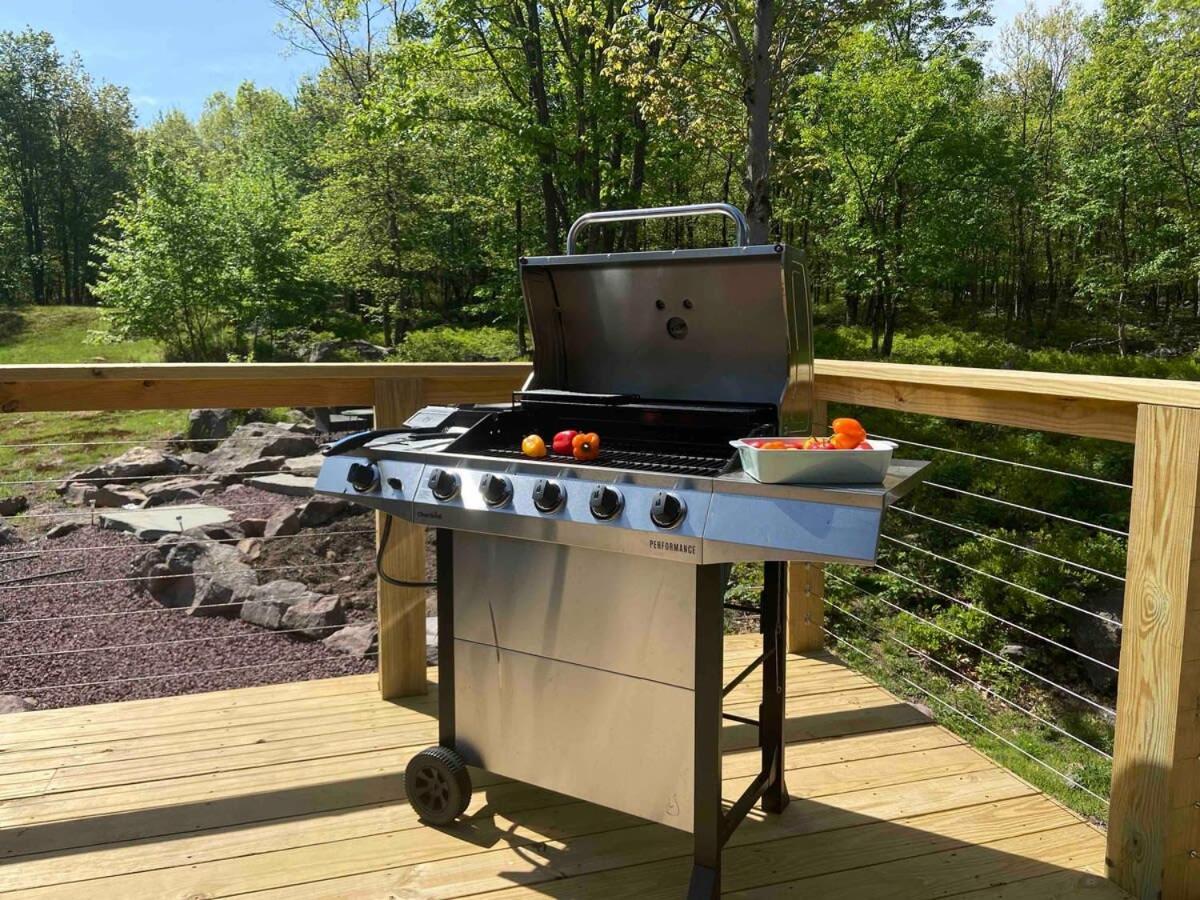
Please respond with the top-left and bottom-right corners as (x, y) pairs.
(0, 636), (1125, 899)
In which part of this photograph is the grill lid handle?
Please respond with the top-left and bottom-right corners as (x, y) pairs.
(565, 203), (750, 254)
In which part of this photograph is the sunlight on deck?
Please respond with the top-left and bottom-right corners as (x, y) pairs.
(0, 635), (1124, 899)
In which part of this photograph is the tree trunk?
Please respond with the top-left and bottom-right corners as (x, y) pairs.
(743, 0), (775, 244)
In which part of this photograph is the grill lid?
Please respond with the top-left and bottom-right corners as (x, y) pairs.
(520, 204), (816, 435)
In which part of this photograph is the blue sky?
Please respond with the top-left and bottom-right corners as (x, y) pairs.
(0, 0), (321, 123)
(0, 0), (1102, 125)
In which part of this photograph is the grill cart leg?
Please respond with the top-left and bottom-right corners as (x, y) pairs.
(406, 529), (475, 825)
(760, 561), (790, 814)
(690, 562), (792, 898)
(689, 565), (725, 900)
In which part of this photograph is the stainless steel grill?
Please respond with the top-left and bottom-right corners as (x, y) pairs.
(316, 203), (928, 899)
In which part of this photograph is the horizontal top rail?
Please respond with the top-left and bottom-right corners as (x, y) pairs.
(0, 358), (1195, 439)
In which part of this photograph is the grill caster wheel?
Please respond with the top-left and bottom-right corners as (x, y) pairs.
(406, 746), (472, 825)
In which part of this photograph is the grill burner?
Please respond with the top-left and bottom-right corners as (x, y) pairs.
(477, 444), (733, 477)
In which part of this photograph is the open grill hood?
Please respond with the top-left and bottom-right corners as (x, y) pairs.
(519, 204), (817, 436)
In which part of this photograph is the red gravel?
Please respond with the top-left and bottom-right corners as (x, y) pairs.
(0, 487), (383, 711)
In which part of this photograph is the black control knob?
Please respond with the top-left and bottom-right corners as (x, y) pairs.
(650, 491), (686, 529)
(532, 478), (565, 513)
(589, 485), (623, 520)
(428, 468), (460, 501)
(347, 461), (379, 493)
(480, 473), (513, 507)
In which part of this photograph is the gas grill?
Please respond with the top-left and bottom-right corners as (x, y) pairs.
(317, 203), (927, 898)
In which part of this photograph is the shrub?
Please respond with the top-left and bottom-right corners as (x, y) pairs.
(393, 326), (522, 362)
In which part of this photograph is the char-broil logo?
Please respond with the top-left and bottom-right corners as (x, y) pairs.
(649, 538), (696, 556)
(416, 510), (443, 521)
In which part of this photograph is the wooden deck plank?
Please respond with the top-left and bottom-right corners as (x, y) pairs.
(0, 638), (1117, 899)
(0, 725), (960, 892)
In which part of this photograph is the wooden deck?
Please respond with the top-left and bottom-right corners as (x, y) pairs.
(0, 635), (1124, 899)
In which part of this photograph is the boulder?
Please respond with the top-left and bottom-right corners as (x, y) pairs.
(183, 521), (245, 544)
(0, 495), (28, 516)
(1071, 611), (1122, 694)
(0, 522), (18, 545)
(141, 476), (222, 507)
(237, 537), (263, 561)
(185, 408), (234, 451)
(196, 423), (318, 479)
(324, 623), (378, 658)
(59, 447), (186, 492)
(264, 506), (301, 539)
(241, 579), (323, 629)
(45, 521), (82, 540)
(0, 695), (33, 714)
(298, 497), (351, 528)
(281, 594), (346, 638)
(63, 483), (147, 508)
(282, 454), (324, 477)
(135, 535), (256, 616)
(245, 473), (316, 497)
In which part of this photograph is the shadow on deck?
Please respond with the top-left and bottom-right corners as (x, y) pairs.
(0, 636), (1125, 899)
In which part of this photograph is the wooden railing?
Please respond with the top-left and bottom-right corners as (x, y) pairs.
(3, 358), (1199, 900)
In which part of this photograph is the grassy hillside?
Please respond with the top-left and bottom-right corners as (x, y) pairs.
(0, 306), (182, 500)
(0, 306), (163, 364)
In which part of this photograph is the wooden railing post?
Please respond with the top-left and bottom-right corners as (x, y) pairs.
(1108, 403), (1200, 898)
(787, 398), (828, 653)
(373, 377), (428, 699)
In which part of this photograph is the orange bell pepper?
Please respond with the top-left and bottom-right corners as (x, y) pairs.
(572, 432), (601, 461)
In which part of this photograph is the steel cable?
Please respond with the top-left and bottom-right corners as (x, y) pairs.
(824, 628), (1110, 806)
(924, 481), (1128, 537)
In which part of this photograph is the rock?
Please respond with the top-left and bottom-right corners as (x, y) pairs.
(1071, 611), (1122, 694)
(426, 616), (438, 664)
(100, 506), (236, 542)
(237, 537), (263, 561)
(264, 507), (301, 539)
(0, 522), (18, 545)
(241, 517), (266, 538)
(46, 521), (82, 539)
(63, 483), (147, 508)
(284, 409), (318, 431)
(141, 538), (257, 616)
(245, 473), (317, 497)
(281, 454), (324, 477)
(196, 423), (319, 479)
(59, 447), (186, 492)
(281, 594), (346, 638)
(306, 338), (390, 363)
(999, 644), (1030, 660)
(214, 456), (288, 484)
(324, 623), (378, 658)
(183, 521), (245, 544)
(141, 476), (222, 507)
(0, 695), (33, 714)
(298, 497), (351, 528)
(241, 580), (322, 629)
(186, 408), (234, 451)
(0, 495), (28, 516)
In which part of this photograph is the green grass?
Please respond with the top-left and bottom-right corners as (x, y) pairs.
(0, 306), (180, 506)
(0, 305), (164, 364)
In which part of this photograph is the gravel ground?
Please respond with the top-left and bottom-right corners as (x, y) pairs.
(0, 486), (384, 711)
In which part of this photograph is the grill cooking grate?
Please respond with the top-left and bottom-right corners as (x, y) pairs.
(478, 442), (733, 477)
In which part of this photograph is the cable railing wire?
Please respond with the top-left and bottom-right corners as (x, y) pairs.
(925, 481), (1129, 538)
(824, 628), (1110, 806)
(0, 622), (364, 660)
(891, 506), (1125, 583)
(824, 596), (1113, 759)
(881, 534), (1121, 627)
(862, 430), (1131, 490)
(0, 557), (376, 595)
(826, 572), (1116, 717)
(1, 654), (377, 695)
(873, 564), (1117, 672)
(0, 528), (375, 560)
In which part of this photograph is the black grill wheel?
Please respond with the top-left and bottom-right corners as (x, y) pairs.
(405, 746), (472, 825)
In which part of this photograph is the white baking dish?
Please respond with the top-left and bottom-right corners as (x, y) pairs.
(730, 437), (897, 485)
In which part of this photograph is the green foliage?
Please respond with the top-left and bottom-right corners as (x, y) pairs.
(393, 325), (521, 362)
(0, 305), (163, 363)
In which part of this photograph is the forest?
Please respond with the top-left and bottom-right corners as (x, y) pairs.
(0, 0), (1195, 368)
